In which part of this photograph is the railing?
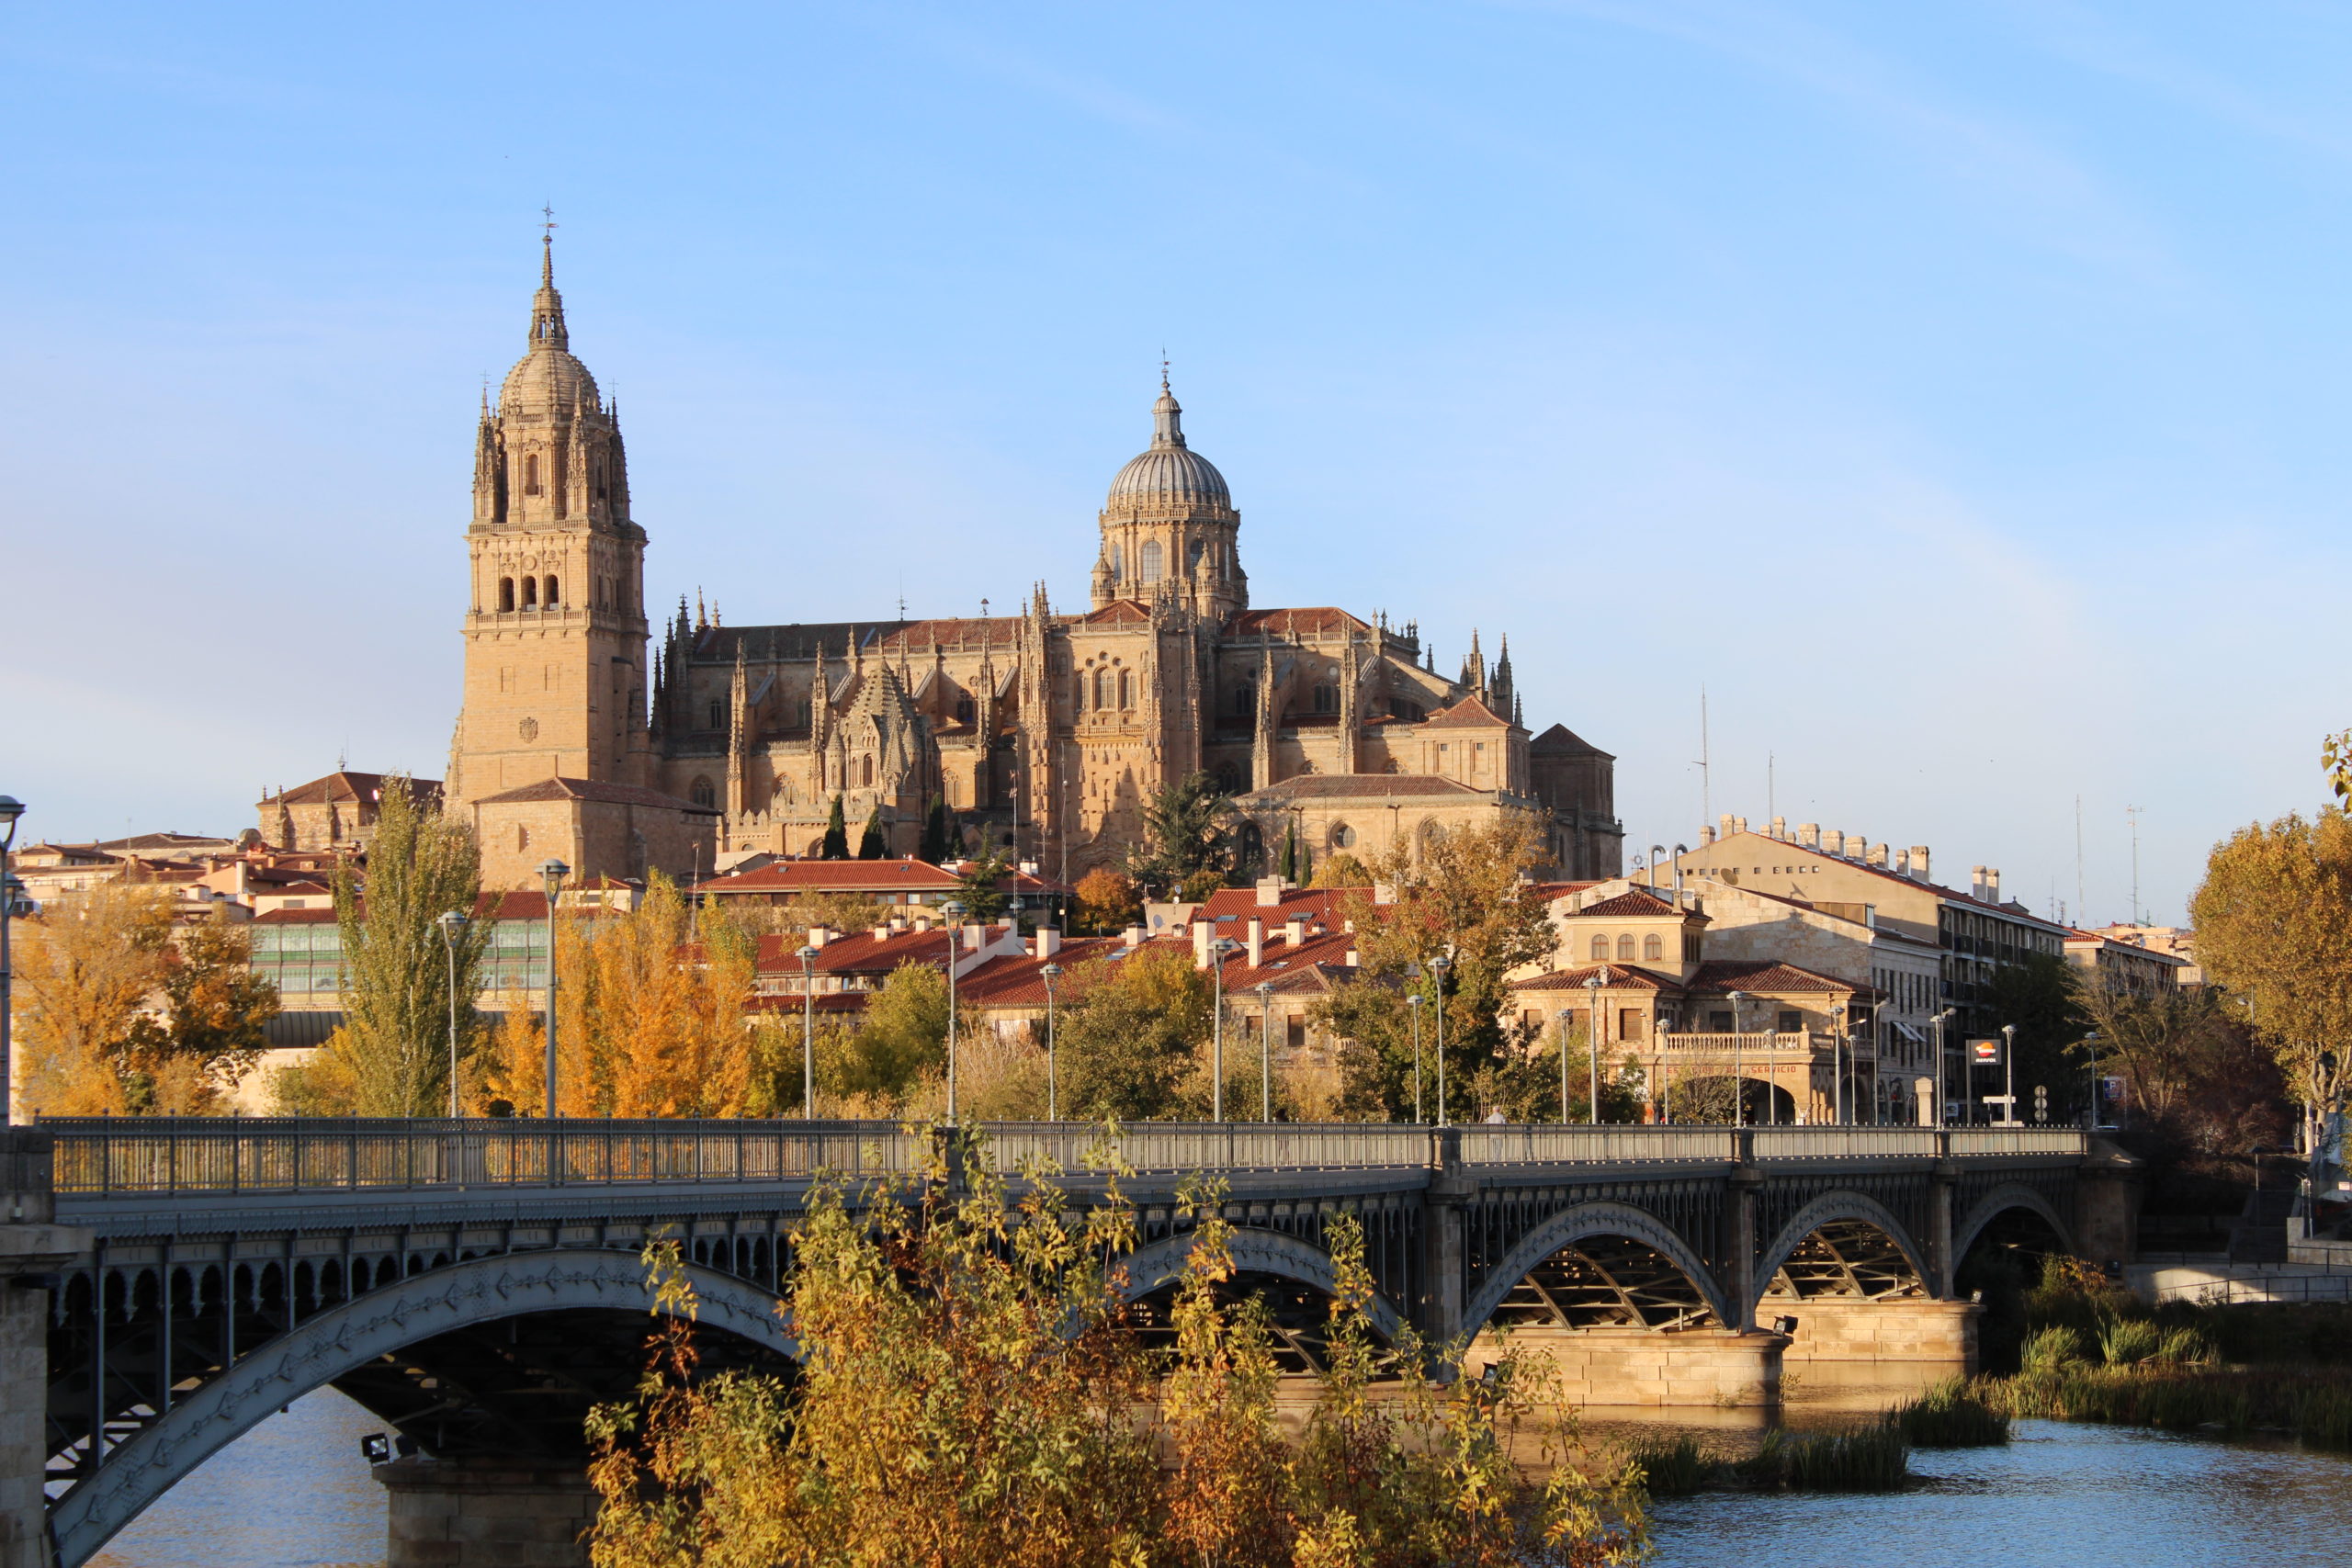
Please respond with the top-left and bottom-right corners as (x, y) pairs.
(1657, 1032), (1826, 1056)
(37, 1118), (2094, 1198)
(42, 1118), (923, 1197)
(2149, 1272), (2352, 1305)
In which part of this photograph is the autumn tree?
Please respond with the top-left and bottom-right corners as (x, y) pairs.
(1321, 816), (1555, 1119)
(157, 919), (277, 1090)
(14, 885), (175, 1113)
(313, 779), (491, 1115)
(2190, 807), (2352, 1136)
(730, 890), (891, 940)
(1057, 947), (1212, 1120)
(1070, 868), (1140, 935)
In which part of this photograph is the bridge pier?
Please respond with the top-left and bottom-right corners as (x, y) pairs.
(1473, 1325), (1787, 1408)
(5, 1131), (85, 1568)
(2073, 1139), (2142, 1269)
(375, 1457), (599, 1568)
(1776, 1297), (1981, 1385)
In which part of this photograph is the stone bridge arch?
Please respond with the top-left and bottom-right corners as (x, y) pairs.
(1461, 1201), (1730, 1337)
(1118, 1226), (1408, 1347)
(1954, 1182), (2075, 1267)
(49, 1249), (797, 1568)
(1749, 1190), (1929, 1320)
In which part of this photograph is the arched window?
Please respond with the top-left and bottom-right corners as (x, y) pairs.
(1589, 935), (1609, 962)
(1071, 672), (1089, 711)
(1187, 538), (1205, 574)
(861, 754), (875, 787)
(1616, 934), (1636, 962)
(796, 698), (812, 728)
(1313, 684), (1337, 714)
(956, 695), (977, 724)
(1329, 822), (1354, 850)
(707, 700), (724, 730)
(1215, 761), (1241, 795)
(544, 575), (559, 606)
(1117, 669), (1133, 709)
(1643, 932), (1664, 962)
(1109, 545), (1123, 579)
(498, 577), (514, 612)
(1093, 667), (1112, 709)
(690, 777), (715, 808)
(525, 453), (542, 496)
(1233, 681), (1254, 717)
(594, 457), (608, 500)
(521, 575), (539, 608)
(1139, 541), (1163, 582)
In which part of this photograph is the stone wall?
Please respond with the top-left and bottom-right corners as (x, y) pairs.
(1773, 1296), (1979, 1377)
(1468, 1325), (1786, 1408)
(377, 1457), (601, 1568)
(1, 1131), (87, 1568)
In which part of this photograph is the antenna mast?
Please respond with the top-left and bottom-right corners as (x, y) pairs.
(1696, 686), (1711, 830)
(2125, 805), (2144, 925)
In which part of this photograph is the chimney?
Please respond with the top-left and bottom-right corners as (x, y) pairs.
(1719, 813), (1736, 840)
(1850, 835), (1869, 863)
(1971, 865), (1987, 900)
(1770, 815), (1786, 840)
(1797, 823), (1819, 850)
(1910, 846), (1931, 883)
(807, 927), (830, 949)
(1284, 915), (1308, 947)
(1826, 829), (1846, 857)
(1868, 843), (1888, 869)
(1035, 927), (1062, 959)
(962, 922), (983, 953)
(1986, 867), (2002, 904)
(1256, 876), (1284, 907)
(1894, 849), (1909, 877)
(913, 916), (933, 931)
(1246, 917), (1265, 967)
(1124, 923), (1147, 949)
(1701, 825), (1717, 845)
(1372, 882), (1396, 905)
(1193, 920), (1213, 970)
(1344, 947), (1360, 967)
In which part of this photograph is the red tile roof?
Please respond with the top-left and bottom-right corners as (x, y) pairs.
(1227, 607), (1374, 639)
(1240, 773), (1482, 801)
(1193, 886), (1365, 924)
(261, 772), (442, 807)
(752, 927), (975, 977)
(1511, 964), (1675, 992)
(1422, 694), (1515, 729)
(1685, 960), (1871, 997)
(700, 859), (962, 896)
(873, 617), (1020, 653)
(1073, 600), (1153, 626)
(1529, 723), (1611, 760)
(1570, 889), (1687, 919)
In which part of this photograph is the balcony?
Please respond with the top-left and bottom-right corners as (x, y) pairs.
(1654, 1032), (1873, 1062)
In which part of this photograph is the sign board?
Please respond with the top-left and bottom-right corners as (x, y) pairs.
(1967, 1037), (2003, 1066)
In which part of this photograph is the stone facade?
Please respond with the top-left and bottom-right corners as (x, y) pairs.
(446, 249), (1623, 888)
(1468, 1325), (1786, 1408)
(1, 1133), (87, 1568)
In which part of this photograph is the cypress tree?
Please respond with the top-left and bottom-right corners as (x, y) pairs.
(856, 806), (888, 860)
(1279, 823), (1297, 884)
(821, 795), (850, 860)
(921, 796), (952, 863)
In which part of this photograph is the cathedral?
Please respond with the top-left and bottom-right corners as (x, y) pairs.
(445, 243), (1623, 890)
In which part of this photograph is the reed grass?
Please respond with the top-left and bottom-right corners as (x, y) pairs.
(1891, 1376), (2012, 1447)
(1622, 1432), (1712, 1497)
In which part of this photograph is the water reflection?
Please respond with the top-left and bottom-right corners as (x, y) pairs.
(1652, 1420), (2352, 1568)
(90, 1387), (387, 1568)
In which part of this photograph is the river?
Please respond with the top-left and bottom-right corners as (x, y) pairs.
(86, 1390), (2352, 1567)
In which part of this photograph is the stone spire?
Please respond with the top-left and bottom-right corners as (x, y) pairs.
(1491, 634), (1515, 714)
(529, 233), (569, 351)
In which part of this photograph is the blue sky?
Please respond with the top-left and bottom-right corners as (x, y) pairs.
(7, 1), (2350, 925)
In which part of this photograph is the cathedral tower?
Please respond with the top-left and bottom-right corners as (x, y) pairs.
(1091, 377), (1247, 623)
(447, 239), (650, 810)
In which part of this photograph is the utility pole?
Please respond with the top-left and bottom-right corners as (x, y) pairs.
(1696, 686), (1711, 830)
(2126, 806), (2144, 926)
(2075, 794), (2086, 926)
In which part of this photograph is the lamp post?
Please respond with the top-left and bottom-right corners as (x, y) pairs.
(797, 944), (820, 1120)
(0, 794), (21, 1126)
(2084, 1029), (2101, 1130)
(1407, 992), (1424, 1124)
(1727, 989), (1747, 1127)
(1210, 937), (1239, 1122)
(942, 900), (967, 1119)
(1256, 981), (1275, 1122)
(2001, 1022), (2018, 1127)
(1931, 1007), (1956, 1128)
(437, 910), (469, 1119)
(1430, 953), (1452, 1126)
(1042, 962), (1063, 1120)
(1583, 974), (1604, 1124)
(538, 859), (569, 1117)
(1555, 1009), (1575, 1124)
(1831, 1003), (1846, 1125)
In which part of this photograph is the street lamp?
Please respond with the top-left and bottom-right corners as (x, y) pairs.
(1430, 953), (1453, 1126)
(942, 900), (968, 1119)
(1042, 962), (1063, 1120)
(2000, 1022), (2018, 1128)
(1555, 1009), (1575, 1125)
(1256, 981), (1275, 1122)
(1583, 974), (1604, 1125)
(0, 794), (22, 1126)
(538, 858), (569, 1118)
(797, 945), (820, 1120)
(1831, 1003), (1847, 1125)
(1931, 1007), (1957, 1128)
(1210, 936), (1240, 1122)
(2083, 1029), (2100, 1130)
(1727, 989), (1747, 1127)
(1407, 992), (1425, 1124)
(437, 910), (469, 1119)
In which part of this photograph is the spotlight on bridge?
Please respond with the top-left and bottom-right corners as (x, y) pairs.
(360, 1433), (390, 1465)
(1771, 1315), (1799, 1337)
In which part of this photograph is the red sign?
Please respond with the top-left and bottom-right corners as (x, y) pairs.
(1968, 1037), (2003, 1065)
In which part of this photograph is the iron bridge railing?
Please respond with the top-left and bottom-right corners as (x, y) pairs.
(33, 1117), (2091, 1199)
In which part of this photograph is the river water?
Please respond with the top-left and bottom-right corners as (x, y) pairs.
(86, 1390), (2352, 1567)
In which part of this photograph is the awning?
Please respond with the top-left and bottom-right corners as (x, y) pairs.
(1893, 1021), (1928, 1045)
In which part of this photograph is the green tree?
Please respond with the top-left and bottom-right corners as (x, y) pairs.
(1058, 948), (1212, 1120)
(822, 960), (948, 1100)
(856, 806), (888, 860)
(1983, 953), (2092, 1122)
(2189, 807), (2352, 1127)
(956, 841), (1014, 921)
(820, 795), (850, 860)
(921, 795), (958, 863)
(323, 779), (492, 1115)
(1125, 772), (1237, 895)
(1278, 821), (1297, 884)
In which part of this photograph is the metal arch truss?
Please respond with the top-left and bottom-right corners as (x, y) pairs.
(1459, 1201), (1730, 1334)
(46, 1249), (797, 1568)
(1118, 1226), (1408, 1371)
(1951, 1181), (2076, 1267)
(1761, 1221), (1922, 1303)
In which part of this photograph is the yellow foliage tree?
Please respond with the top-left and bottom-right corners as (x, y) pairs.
(14, 885), (175, 1114)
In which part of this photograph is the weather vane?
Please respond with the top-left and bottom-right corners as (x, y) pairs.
(541, 204), (559, 244)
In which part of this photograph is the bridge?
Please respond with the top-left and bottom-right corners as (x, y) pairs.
(0, 1119), (2132, 1568)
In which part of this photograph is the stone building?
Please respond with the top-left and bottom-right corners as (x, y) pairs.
(256, 772), (441, 852)
(442, 243), (1623, 890)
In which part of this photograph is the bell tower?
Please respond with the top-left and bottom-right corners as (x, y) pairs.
(446, 236), (650, 809)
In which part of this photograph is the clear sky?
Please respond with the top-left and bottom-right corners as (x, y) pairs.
(6, 1), (2347, 925)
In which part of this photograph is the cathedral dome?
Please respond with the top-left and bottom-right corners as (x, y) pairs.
(1106, 384), (1230, 509)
